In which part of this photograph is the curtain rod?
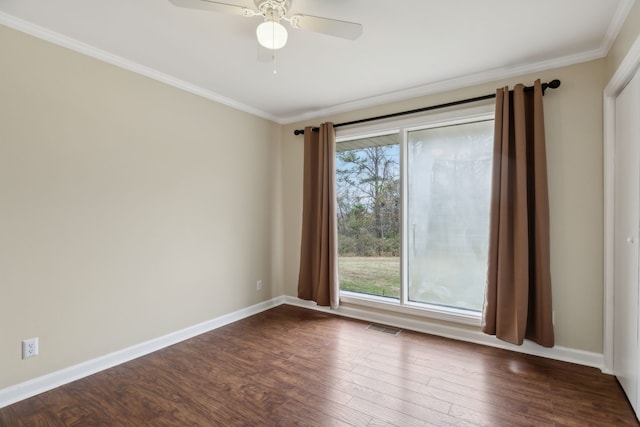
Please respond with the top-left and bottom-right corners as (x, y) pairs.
(293, 79), (561, 135)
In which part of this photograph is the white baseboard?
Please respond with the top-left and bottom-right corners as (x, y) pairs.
(282, 296), (606, 372)
(1, 294), (606, 409)
(0, 297), (285, 409)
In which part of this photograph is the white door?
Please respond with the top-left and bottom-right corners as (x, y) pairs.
(614, 66), (640, 415)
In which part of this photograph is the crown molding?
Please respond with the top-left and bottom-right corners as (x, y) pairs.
(2, 0), (635, 127)
(0, 12), (282, 124)
(283, 0), (635, 125)
(282, 46), (608, 125)
(601, 0), (637, 56)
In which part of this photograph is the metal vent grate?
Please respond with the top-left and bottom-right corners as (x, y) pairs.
(367, 324), (402, 336)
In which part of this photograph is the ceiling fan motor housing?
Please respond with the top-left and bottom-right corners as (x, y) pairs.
(168, 0), (363, 46)
(254, 0), (290, 20)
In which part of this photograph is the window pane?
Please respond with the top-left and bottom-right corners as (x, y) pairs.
(336, 134), (400, 299)
(407, 120), (493, 311)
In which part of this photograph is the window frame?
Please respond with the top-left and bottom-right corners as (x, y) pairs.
(336, 103), (495, 326)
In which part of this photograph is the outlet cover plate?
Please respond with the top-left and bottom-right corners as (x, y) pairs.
(22, 337), (39, 359)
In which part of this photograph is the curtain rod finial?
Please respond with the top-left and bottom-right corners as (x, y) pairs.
(294, 129), (305, 135)
(548, 79), (561, 89)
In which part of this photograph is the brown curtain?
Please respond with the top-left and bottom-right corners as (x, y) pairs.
(297, 123), (339, 309)
(481, 80), (554, 347)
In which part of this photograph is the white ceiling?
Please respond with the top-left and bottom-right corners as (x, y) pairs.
(0, 0), (635, 124)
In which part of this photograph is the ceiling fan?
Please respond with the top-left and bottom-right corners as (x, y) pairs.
(168, 0), (363, 50)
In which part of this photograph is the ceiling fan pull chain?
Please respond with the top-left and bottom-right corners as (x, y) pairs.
(273, 49), (278, 75)
(169, 0), (363, 51)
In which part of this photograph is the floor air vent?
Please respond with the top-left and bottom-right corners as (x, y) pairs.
(367, 324), (402, 336)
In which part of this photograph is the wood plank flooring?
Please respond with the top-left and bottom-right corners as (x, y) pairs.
(1, 304), (638, 426)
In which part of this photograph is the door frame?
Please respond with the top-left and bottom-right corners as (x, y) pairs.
(604, 34), (640, 374)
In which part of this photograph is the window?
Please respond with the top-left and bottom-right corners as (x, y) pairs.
(336, 106), (494, 323)
(336, 133), (401, 299)
(406, 120), (493, 311)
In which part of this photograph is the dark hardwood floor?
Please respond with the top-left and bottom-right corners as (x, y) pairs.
(1, 304), (638, 426)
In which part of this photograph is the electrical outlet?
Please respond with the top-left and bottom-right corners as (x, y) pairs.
(22, 337), (39, 359)
(257, 280), (263, 291)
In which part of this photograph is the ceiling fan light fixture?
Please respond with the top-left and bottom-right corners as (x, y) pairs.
(256, 20), (288, 50)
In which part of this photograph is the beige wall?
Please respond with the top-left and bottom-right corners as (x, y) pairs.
(282, 59), (607, 354)
(3, 3), (639, 393)
(0, 25), (283, 388)
(607, 0), (640, 80)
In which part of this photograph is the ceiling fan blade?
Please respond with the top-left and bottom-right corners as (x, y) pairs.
(289, 14), (363, 40)
(168, 0), (256, 17)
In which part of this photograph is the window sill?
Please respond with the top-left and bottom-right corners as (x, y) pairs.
(339, 291), (482, 327)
